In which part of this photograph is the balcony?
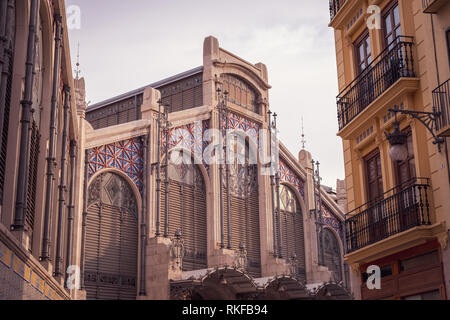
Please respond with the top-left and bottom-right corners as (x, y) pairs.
(329, 0), (347, 21)
(422, 0), (448, 13)
(337, 36), (416, 131)
(434, 78), (450, 137)
(345, 178), (432, 254)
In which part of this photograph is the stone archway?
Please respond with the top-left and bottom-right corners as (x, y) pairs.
(84, 172), (139, 300)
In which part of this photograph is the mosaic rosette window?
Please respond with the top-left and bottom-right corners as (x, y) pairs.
(279, 159), (305, 199)
(88, 137), (144, 193)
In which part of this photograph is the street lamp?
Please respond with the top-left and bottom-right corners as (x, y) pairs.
(385, 111), (408, 162)
(386, 106), (445, 163)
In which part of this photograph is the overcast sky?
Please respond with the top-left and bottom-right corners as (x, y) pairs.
(66, 0), (344, 188)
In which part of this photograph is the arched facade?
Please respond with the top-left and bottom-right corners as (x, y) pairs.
(75, 35), (349, 301)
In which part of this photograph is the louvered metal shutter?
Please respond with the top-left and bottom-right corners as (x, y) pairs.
(85, 203), (138, 300)
(160, 171), (208, 271)
(194, 85), (203, 107)
(183, 88), (194, 109)
(223, 174), (261, 277)
(0, 2), (15, 205)
(279, 210), (306, 281)
(25, 121), (40, 244)
(84, 172), (139, 300)
(323, 229), (342, 282)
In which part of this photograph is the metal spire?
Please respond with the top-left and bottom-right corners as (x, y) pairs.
(75, 42), (80, 80)
(301, 116), (306, 150)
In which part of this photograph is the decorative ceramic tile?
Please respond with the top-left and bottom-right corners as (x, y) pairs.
(31, 271), (45, 293)
(12, 255), (31, 282)
(0, 241), (12, 268)
(223, 112), (261, 147)
(279, 159), (305, 199)
(88, 137), (144, 193)
(319, 203), (344, 240)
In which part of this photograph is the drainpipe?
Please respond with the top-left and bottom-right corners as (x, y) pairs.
(312, 160), (321, 265)
(80, 150), (89, 291)
(54, 86), (70, 276)
(41, 14), (63, 261)
(273, 114), (283, 258)
(155, 102), (161, 236)
(65, 139), (77, 286)
(139, 134), (148, 296)
(317, 162), (325, 266)
(163, 107), (169, 238)
(268, 111), (277, 258)
(225, 106), (232, 250)
(12, 0), (40, 230)
(217, 90), (225, 249)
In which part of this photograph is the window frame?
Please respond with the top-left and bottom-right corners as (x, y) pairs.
(382, 0), (402, 49)
(354, 30), (372, 75)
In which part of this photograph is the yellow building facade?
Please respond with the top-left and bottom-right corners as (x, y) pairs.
(329, 0), (450, 300)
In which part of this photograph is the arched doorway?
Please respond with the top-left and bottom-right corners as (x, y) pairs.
(84, 172), (139, 300)
(322, 228), (343, 283)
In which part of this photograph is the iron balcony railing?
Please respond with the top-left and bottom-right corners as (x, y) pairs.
(345, 178), (432, 254)
(337, 36), (415, 131)
(329, 0), (347, 21)
(434, 78), (450, 135)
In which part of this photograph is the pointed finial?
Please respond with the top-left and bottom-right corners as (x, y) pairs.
(75, 42), (81, 80)
(301, 116), (306, 150)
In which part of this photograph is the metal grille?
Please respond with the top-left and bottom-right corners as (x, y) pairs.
(86, 94), (142, 130)
(25, 121), (40, 238)
(278, 185), (306, 281)
(0, 50), (13, 205)
(161, 163), (207, 271)
(223, 164), (261, 278)
(85, 173), (138, 300)
(159, 73), (203, 113)
(322, 228), (342, 282)
(0, 0), (15, 205)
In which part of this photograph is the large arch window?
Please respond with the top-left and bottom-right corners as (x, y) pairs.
(322, 228), (343, 282)
(161, 154), (207, 271)
(278, 184), (306, 281)
(85, 172), (139, 300)
(221, 74), (259, 114)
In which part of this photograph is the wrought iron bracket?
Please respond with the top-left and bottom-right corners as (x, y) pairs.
(389, 108), (445, 152)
